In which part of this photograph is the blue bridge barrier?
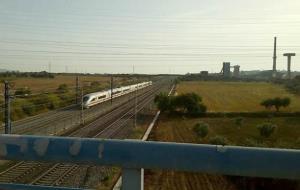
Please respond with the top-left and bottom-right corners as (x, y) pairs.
(0, 134), (299, 190)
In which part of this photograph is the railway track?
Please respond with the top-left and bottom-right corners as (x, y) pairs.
(4, 84), (152, 135)
(29, 83), (164, 187)
(0, 81), (170, 188)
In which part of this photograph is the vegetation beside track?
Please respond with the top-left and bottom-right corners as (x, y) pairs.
(145, 115), (300, 190)
(0, 73), (152, 122)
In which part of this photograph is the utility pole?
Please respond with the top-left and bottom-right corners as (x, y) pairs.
(272, 37), (277, 78)
(110, 75), (113, 105)
(76, 76), (80, 105)
(48, 62), (52, 73)
(65, 66), (69, 73)
(134, 78), (138, 128)
(4, 81), (11, 134)
(80, 86), (84, 125)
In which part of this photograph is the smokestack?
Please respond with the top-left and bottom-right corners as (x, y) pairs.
(272, 37), (277, 77)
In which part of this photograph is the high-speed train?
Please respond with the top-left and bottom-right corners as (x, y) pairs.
(82, 81), (152, 108)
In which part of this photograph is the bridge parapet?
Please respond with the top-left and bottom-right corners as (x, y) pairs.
(0, 135), (299, 190)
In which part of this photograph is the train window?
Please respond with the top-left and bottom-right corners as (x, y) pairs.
(91, 98), (96, 102)
(98, 95), (106, 99)
(114, 91), (121, 94)
(83, 97), (89, 103)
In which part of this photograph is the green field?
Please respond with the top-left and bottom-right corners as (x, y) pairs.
(176, 81), (300, 112)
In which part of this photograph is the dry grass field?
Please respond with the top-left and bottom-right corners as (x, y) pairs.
(151, 116), (300, 148)
(176, 81), (300, 112)
(145, 116), (300, 190)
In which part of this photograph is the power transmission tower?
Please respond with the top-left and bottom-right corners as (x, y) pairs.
(4, 81), (11, 134)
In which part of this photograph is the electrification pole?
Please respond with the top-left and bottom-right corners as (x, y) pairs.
(76, 76), (79, 105)
(80, 86), (84, 125)
(134, 78), (138, 128)
(110, 75), (113, 105)
(4, 81), (11, 134)
(272, 37), (277, 78)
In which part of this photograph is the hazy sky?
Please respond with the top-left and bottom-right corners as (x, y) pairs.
(1, 0), (300, 74)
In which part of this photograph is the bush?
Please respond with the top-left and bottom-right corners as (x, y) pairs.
(15, 87), (31, 97)
(234, 117), (244, 128)
(47, 94), (61, 109)
(193, 122), (209, 138)
(22, 102), (36, 116)
(57, 84), (69, 93)
(91, 81), (100, 87)
(257, 123), (277, 138)
(209, 136), (228, 145)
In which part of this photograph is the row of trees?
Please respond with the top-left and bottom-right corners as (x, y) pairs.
(154, 92), (207, 116)
(0, 71), (54, 78)
(260, 97), (291, 112)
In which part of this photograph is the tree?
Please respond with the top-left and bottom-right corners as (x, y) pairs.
(260, 97), (291, 111)
(154, 92), (207, 116)
(260, 99), (273, 110)
(193, 122), (209, 138)
(257, 123), (277, 138)
(173, 93), (206, 116)
(154, 93), (173, 112)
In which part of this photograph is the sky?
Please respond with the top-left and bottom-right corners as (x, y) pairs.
(0, 0), (300, 74)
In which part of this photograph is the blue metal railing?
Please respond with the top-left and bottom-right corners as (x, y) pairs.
(0, 134), (299, 190)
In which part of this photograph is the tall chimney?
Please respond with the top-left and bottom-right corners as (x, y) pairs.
(272, 37), (277, 77)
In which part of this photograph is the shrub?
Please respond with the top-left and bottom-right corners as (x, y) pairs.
(257, 123), (277, 138)
(234, 117), (244, 128)
(209, 136), (228, 145)
(91, 81), (100, 87)
(57, 84), (69, 93)
(243, 138), (264, 147)
(46, 94), (61, 109)
(193, 122), (209, 138)
(22, 102), (36, 116)
(15, 87), (31, 97)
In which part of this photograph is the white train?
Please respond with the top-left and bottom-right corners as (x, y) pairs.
(82, 81), (152, 108)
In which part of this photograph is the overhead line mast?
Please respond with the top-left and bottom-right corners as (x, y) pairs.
(272, 37), (277, 78)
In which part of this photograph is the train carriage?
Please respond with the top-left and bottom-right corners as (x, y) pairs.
(82, 81), (152, 108)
